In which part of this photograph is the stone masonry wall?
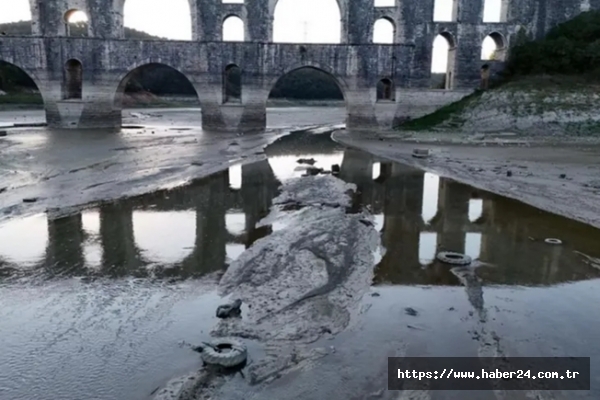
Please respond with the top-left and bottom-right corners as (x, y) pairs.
(0, 0), (598, 131)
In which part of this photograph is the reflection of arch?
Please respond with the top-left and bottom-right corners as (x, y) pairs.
(432, 31), (457, 90)
(271, 0), (344, 43)
(481, 32), (507, 61)
(373, 17), (395, 44)
(63, 59), (83, 100)
(268, 65), (347, 103)
(223, 64), (242, 103)
(113, 62), (200, 110)
(223, 15), (245, 41)
(376, 78), (395, 101)
(64, 9), (89, 37)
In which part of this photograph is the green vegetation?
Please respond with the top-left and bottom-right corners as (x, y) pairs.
(397, 90), (483, 131)
(398, 11), (600, 131)
(505, 10), (600, 77)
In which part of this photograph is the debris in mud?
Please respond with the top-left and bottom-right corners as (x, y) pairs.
(0, 130), (7, 137)
(0, 187), (7, 194)
(303, 166), (324, 176)
(544, 238), (563, 245)
(371, 292), (380, 297)
(436, 251), (472, 266)
(199, 338), (248, 368)
(297, 158), (317, 165)
(405, 307), (418, 316)
(216, 299), (243, 319)
(412, 148), (431, 159)
(560, 174), (567, 179)
(506, 170), (513, 177)
(191, 162), (204, 167)
(331, 164), (341, 176)
(22, 197), (38, 203)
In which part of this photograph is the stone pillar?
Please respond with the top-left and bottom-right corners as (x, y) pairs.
(436, 179), (471, 253)
(45, 214), (85, 274)
(346, 0), (374, 44)
(340, 148), (374, 206)
(241, 159), (277, 247)
(246, 0), (271, 42)
(99, 203), (140, 275)
(375, 165), (424, 284)
(478, 198), (496, 262)
(191, 0), (221, 41)
(187, 172), (228, 275)
(454, 0), (485, 89)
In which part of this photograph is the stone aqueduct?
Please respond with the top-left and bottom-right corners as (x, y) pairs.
(0, 0), (596, 131)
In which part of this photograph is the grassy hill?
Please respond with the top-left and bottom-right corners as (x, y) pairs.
(398, 10), (600, 133)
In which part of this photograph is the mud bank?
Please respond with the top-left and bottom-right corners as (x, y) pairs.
(153, 175), (382, 399)
(333, 130), (600, 230)
(0, 107), (345, 223)
(401, 88), (600, 135)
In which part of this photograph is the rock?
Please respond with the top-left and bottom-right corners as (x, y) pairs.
(0, 187), (6, 194)
(559, 174), (567, 179)
(404, 307), (418, 316)
(304, 167), (324, 176)
(191, 162), (204, 167)
(22, 197), (38, 203)
(371, 292), (380, 297)
(297, 158), (316, 165)
(0, 130), (7, 137)
(412, 148), (431, 159)
(216, 299), (242, 319)
(331, 164), (341, 175)
(506, 170), (513, 177)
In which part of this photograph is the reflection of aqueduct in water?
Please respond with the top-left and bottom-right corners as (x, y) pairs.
(3, 150), (600, 285)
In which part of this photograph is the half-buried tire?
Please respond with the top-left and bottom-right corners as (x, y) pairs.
(436, 251), (472, 266)
(201, 338), (247, 368)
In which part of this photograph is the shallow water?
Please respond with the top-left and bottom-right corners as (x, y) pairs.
(1, 133), (600, 400)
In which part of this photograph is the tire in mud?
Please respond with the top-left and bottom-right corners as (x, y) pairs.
(436, 251), (472, 266)
(544, 238), (562, 245)
(201, 339), (247, 368)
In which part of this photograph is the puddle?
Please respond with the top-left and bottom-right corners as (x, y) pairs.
(1, 133), (600, 400)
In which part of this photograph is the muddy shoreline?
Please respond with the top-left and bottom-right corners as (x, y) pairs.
(333, 130), (600, 231)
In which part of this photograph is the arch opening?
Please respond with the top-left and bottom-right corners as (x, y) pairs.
(374, 0), (395, 6)
(273, 0), (341, 43)
(64, 9), (89, 37)
(223, 15), (244, 41)
(114, 63), (200, 114)
(433, 0), (458, 22)
(0, 61), (43, 111)
(481, 32), (507, 61)
(63, 59), (83, 100)
(376, 78), (395, 101)
(431, 33), (456, 90)
(0, 0), (33, 35)
(373, 18), (394, 44)
(123, 0), (193, 40)
(223, 64), (242, 103)
(268, 66), (345, 105)
(483, 0), (508, 23)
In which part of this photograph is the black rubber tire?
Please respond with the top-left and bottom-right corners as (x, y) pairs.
(201, 339), (247, 368)
(436, 251), (472, 266)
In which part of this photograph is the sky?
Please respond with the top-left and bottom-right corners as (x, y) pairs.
(0, 0), (500, 72)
